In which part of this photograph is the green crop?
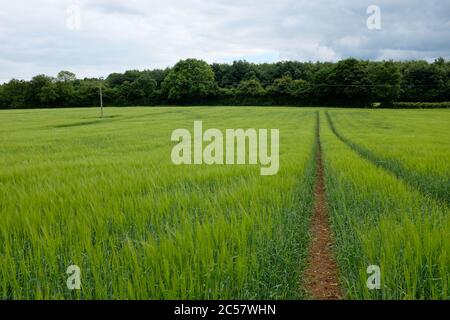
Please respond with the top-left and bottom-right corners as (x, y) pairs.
(320, 110), (450, 299)
(0, 107), (317, 299)
(0, 106), (448, 300)
(326, 109), (449, 204)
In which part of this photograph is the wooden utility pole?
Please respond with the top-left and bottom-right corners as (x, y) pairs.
(99, 77), (104, 118)
(100, 86), (103, 118)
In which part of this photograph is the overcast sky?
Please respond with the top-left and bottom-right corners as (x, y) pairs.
(0, 0), (449, 82)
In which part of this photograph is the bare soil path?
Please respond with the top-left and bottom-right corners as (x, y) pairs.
(304, 117), (342, 300)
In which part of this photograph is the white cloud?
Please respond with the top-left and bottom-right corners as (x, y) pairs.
(0, 0), (449, 82)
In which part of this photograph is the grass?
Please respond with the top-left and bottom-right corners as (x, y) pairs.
(0, 106), (449, 300)
(0, 107), (317, 299)
(320, 110), (450, 299)
(326, 109), (450, 205)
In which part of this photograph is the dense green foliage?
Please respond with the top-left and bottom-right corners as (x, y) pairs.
(1, 58), (449, 109)
(392, 101), (450, 109)
(161, 59), (215, 103)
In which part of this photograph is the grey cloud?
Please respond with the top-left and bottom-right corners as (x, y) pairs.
(0, 0), (449, 82)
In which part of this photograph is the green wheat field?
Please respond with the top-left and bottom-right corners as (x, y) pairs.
(0, 107), (449, 300)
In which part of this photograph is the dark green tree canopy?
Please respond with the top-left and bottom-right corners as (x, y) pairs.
(237, 79), (265, 98)
(161, 59), (215, 102)
(57, 71), (76, 82)
(369, 61), (401, 105)
(1, 58), (449, 108)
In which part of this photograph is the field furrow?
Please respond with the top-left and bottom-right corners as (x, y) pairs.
(304, 113), (342, 300)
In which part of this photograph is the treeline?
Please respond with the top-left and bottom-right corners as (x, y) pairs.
(1, 58), (449, 109)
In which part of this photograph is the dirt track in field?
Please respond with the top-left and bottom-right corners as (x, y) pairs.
(304, 117), (342, 300)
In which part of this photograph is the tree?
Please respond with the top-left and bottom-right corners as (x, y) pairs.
(311, 63), (335, 104)
(291, 79), (312, 102)
(144, 69), (168, 88)
(236, 79), (265, 97)
(400, 60), (446, 102)
(220, 61), (258, 87)
(26, 75), (54, 106)
(57, 71), (76, 82)
(73, 80), (99, 106)
(430, 58), (448, 101)
(255, 63), (279, 87)
(331, 58), (371, 105)
(129, 74), (157, 105)
(0, 79), (28, 108)
(266, 75), (312, 104)
(106, 73), (127, 87)
(0, 84), (4, 107)
(267, 75), (294, 104)
(267, 75), (294, 97)
(55, 71), (76, 106)
(369, 61), (401, 106)
(161, 59), (215, 102)
(117, 81), (133, 105)
(1, 58), (449, 109)
(271, 61), (313, 81)
(211, 63), (231, 87)
(106, 70), (141, 88)
(39, 83), (59, 105)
